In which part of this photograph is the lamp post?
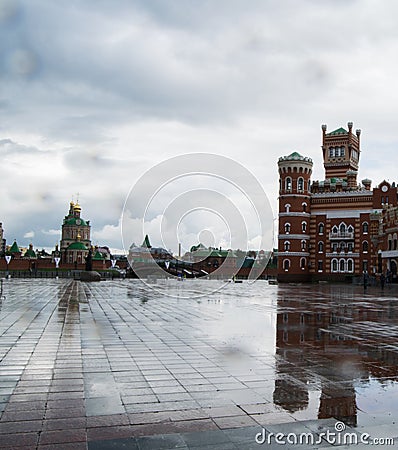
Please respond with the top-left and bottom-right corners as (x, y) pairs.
(54, 257), (60, 279)
(5, 255), (11, 279)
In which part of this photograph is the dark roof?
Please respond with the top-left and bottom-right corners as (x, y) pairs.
(142, 235), (151, 248)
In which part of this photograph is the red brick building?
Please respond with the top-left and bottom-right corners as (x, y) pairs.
(278, 122), (397, 283)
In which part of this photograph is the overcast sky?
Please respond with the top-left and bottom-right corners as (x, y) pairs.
(2, 0), (398, 254)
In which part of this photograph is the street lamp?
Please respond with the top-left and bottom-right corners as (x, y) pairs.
(4, 255), (11, 279)
(54, 257), (60, 279)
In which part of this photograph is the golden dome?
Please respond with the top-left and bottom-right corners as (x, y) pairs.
(74, 202), (82, 211)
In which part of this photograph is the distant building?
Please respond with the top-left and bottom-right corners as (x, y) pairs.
(278, 122), (398, 282)
(8, 240), (22, 258)
(60, 200), (91, 265)
(128, 235), (171, 264)
(0, 222), (5, 256)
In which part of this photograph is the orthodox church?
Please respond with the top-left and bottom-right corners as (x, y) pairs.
(60, 200), (91, 265)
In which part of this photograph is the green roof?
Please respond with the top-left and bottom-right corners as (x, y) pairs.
(24, 248), (36, 258)
(193, 248), (232, 258)
(142, 235), (151, 248)
(190, 243), (206, 252)
(9, 241), (20, 253)
(327, 127), (347, 135)
(67, 242), (88, 250)
(288, 151), (303, 158)
(93, 250), (104, 260)
(64, 217), (88, 226)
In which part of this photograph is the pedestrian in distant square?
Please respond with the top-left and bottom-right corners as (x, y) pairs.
(380, 273), (385, 290)
(363, 271), (368, 290)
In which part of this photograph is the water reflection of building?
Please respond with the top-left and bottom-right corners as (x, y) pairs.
(274, 286), (398, 427)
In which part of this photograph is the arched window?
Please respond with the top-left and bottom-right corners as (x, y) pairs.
(300, 257), (306, 270)
(298, 177), (304, 191)
(301, 240), (306, 251)
(329, 147), (334, 158)
(347, 259), (354, 273)
(302, 221), (307, 233)
(348, 242), (353, 252)
(285, 203), (291, 213)
(318, 223), (324, 234)
(285, 177), (292, 191)
(362, 222), (369, 234)
(340, 242), (346, 252)
(339, 259), (345, 272)
(332, 242), (338, 252)
(284, 223), (291, 234)
(347, 225), (354, 233)
(318, 242), (324, 253)
(340, 146), (345, 157)
(332, 225), (338, 234)
(388, 234), (392, 251)
(362, 241), (369, 253)
(332, 259), (338, 272)
(302, 202), (307, 213)
(284, 241), (290, 252)
(339, 223), (346, 234)
(283, 259), (290, 271)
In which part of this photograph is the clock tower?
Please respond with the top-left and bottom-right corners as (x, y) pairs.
(322, 122), (361, 187)
(60, 200), (91, 264)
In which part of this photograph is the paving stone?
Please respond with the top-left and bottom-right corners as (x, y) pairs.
(1, 280), (398, 448)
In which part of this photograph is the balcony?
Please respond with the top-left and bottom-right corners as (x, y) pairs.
(329, 231), (354, 240)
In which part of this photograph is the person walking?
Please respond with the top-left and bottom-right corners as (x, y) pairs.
(380, 272), (385, 290)
(363, 270), (369, 290)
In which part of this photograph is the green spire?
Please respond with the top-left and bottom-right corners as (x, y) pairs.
(93, 250), (104, 260)
(9, 241), (20, 253)
(24, 245), (36, 258)
(142, 235), (151, 248)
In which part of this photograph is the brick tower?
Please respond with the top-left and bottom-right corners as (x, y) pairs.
(277, 152), (313, 282)
(322, 121), (361, 184)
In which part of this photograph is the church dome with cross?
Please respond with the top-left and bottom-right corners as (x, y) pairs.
(60, 198), (91, 264)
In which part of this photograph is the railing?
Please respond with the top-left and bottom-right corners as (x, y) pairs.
(329, 232), (354, 239)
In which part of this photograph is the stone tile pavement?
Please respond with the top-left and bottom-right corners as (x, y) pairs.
(0, 279), (397, 449)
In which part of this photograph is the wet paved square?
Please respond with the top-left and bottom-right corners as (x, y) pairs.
(0, 279), (398, 448)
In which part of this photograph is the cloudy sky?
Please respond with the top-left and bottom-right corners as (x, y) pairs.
(1, 0), (398, 254)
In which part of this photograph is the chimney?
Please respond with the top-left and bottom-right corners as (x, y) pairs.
(346, 170), (358, 189)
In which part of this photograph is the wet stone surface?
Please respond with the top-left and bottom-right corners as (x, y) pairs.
(0, 279), (397, 448)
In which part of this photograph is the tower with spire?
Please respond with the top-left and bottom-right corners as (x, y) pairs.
(60, 199), (91, 264)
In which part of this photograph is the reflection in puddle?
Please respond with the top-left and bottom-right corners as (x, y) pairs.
(275, 284), (398, 426)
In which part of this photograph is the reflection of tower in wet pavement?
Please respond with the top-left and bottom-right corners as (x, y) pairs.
(319, 380), (357, 426)
(274, 288), (358, 426)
